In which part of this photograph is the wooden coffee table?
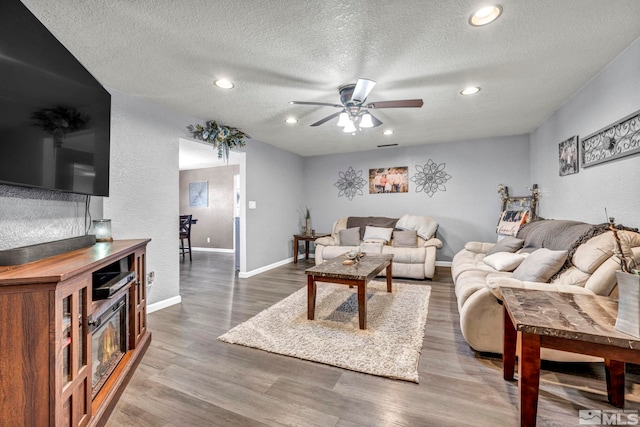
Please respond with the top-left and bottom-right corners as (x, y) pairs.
(305, 253), (393, 329)
(501, 288), (640, 427)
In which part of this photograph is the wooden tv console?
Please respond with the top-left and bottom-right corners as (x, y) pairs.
(0, 239), (151, 427)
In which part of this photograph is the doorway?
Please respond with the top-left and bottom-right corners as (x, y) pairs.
(178, 138), (246, 272)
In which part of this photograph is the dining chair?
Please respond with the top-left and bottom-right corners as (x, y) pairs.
(179, 214), (192, 261)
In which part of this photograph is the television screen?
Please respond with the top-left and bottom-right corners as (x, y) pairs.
(0, 0), (111, 196)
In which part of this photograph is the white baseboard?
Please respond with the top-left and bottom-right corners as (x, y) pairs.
(239, 257), (294, 278)
(192, 247), (234, 253)
(147, 295), (182, 313)
(435, 260), (452, 267)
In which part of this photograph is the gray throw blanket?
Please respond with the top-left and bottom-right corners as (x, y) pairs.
(346, 216), (399, 240)
(517, 220), (595, 252)
(517, 219), (638, 279)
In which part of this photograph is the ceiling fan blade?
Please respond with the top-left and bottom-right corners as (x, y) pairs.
(351, 78), (376, 103)
(369, 112), (383, 127)
(310, 111), (342, 126)
(366, 99), (424, 109)
(290, 101), (342, 108)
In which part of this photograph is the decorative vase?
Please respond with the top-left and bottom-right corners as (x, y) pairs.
(614, 270), (640, 338)
(306, 218), (312, 236)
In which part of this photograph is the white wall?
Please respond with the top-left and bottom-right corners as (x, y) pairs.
(105, 88), (201, 306)
(244, 140), (305, 272)
(530, 36), (640, 227)
(303, 134), (531, 261)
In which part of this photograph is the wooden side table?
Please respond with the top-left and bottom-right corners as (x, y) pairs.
(293, 233), (329, 263)
(501, 288), (640, 427)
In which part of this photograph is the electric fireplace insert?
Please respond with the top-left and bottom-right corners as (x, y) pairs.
(90, 293), (128, 398)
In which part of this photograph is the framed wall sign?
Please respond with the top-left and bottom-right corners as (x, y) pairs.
(581, 110), (640, 168)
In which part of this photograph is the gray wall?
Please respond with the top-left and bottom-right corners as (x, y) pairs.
(303, 134), (531, 261)
(0, 88), (199, 308)
(179, 165), (239, 249)
(104, 88), (201, 306)
(244, 140), (305, 272)
(530, 36), (640, 227)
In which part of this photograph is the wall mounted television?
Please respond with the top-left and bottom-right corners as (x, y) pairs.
(0, 0), (111, 197)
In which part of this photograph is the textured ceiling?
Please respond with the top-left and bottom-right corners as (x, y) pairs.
(21, 0), (640, 157)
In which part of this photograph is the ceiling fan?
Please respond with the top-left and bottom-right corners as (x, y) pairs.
(290, 78), (423, 132)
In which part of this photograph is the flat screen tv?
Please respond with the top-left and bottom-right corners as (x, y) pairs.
(0, 0), (111, 196)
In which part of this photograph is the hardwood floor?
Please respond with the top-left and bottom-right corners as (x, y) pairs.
(106, 252), (640, 426)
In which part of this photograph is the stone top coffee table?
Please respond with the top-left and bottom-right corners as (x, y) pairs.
(305, 253), (393, 330)
(500, 288), (640, 427)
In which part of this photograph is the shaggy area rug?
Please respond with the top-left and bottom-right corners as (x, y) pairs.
(218, 281), (431, 382)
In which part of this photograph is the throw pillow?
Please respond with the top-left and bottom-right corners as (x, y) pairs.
(362, 226), (394, 243)
(483, 252), (527, 272)
(512, 248), (568, 283)
(392, 230), (418, 248)
(487, 236), (525, 255)
(339, 227), (360, 246)
(496, 210), (528, 237)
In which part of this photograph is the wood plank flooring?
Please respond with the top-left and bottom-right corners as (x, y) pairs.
(106, 252), (640, 426)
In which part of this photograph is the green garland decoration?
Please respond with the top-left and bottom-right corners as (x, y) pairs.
(187, 120), (249, 161)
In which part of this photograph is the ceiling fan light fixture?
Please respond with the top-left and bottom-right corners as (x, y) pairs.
(461, 86), (481, 95)
(469, 5), (502, 26)
(343, 120), (357, 133)
(351, 79), (377, 103)
(337, 112), (349, 127)
(214, 79), (234, 89)
(360, 112), (374, 128)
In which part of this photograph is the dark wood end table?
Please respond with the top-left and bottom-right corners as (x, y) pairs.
(293, 233), (329, 263)
(501, 288), (640, 427)
(305, 253), (393, 329)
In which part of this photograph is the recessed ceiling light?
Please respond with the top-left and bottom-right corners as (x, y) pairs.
(469, 5), (502, 26)
(382, 129), (394, 136)
(285, 117), (298, 124)
(214, 79), (234, 89)
(460, 86), (481, 95)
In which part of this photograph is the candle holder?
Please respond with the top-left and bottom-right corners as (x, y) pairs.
(92, 219), (113, 242)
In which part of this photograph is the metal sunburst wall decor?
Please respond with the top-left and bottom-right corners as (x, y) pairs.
(334, 166), (367, 201)
(410, 159), (452, 197)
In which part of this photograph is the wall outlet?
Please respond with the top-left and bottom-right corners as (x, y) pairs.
(248, 200), (257, 209)
(207, 237), (210, 243)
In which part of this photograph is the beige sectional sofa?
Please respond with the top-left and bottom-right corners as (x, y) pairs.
(315, 215), (442, 279)
(452, 219), (640, 361)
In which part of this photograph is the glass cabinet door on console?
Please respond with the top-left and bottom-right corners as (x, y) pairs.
(131, 249), (147, 347)
(56, 276), (92, 427)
